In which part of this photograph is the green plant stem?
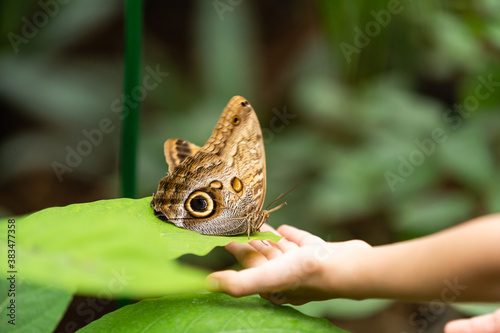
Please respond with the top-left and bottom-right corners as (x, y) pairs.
(121, 0), (142, 199)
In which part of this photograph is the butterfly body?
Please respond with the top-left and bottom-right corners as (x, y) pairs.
(151, 96), (278, 236)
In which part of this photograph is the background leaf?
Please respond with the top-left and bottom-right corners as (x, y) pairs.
(294, 299), (393, 320)
(452, 303), (500, 317)
(0, 279), (72, 333)
(0, 198), (280, 298)
(78, 293), (348, 333)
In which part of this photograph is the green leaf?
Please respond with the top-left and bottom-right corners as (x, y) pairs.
(452, 303), (500, 317)
(294, 298), (393, 320)
(0, 279), (72, 333)
(78, 293), (348, 333)
(1, 198), (280, 298)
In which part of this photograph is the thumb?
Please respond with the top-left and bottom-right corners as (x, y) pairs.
(206, 270), (257, 297)
(444, 309), (500, 333)
(207, 262), (290, 297)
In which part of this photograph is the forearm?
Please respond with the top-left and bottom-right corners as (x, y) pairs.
(330, 214), (500, 301)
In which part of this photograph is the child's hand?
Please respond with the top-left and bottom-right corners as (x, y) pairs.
(445, 309), (500, 333)
(206, 224), (372, 305)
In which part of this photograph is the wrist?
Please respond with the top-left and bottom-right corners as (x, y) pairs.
(318, 241), (375, 300)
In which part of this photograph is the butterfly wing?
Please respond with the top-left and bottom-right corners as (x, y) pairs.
(164, 138), (201, 172)
(151, 96), (267, 235)
(203, 96), (267, 211)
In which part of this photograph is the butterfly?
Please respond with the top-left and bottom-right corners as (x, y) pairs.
(151, 96), (284, 236)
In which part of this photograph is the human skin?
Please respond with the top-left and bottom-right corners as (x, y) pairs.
(444, 309), (500, 333)
(208, 215), (500, 303)
(208, 214), (500, 333)
(207, 215), (500, 331)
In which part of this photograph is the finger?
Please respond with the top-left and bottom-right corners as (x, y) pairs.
(444, 319), (473, 333)
(275, 237), (300, 252)
(260, 224), (299, 252)
(467, 310), (500, 332)
(260, 223), (282, 235)
(225, 242), (268, 268)
(206, 269), (271, 297)
(277, 225), (325, 246)
(249, 240), (283, 260)
(445, 309), (500, 333)
(206, 260), (293, 297)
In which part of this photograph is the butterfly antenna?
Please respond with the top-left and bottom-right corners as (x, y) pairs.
(265, 184), (299, 210)
(267, 201), (286, 213)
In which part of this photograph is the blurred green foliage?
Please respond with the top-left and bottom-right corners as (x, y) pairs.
(1, 0), (499, 330)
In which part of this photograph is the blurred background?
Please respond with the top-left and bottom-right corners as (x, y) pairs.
(1, 0), (499, 332)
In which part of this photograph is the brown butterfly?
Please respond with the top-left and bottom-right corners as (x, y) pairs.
(151, 96), (284, 236)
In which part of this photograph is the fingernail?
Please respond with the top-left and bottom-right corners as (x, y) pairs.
(206, 278), (220, 292)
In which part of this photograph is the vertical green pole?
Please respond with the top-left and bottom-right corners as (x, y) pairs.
(121, 0), (142, 198)
(118, 0), (142, 309)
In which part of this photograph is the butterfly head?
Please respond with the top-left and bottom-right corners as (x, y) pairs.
(244, 202), (287, 238)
